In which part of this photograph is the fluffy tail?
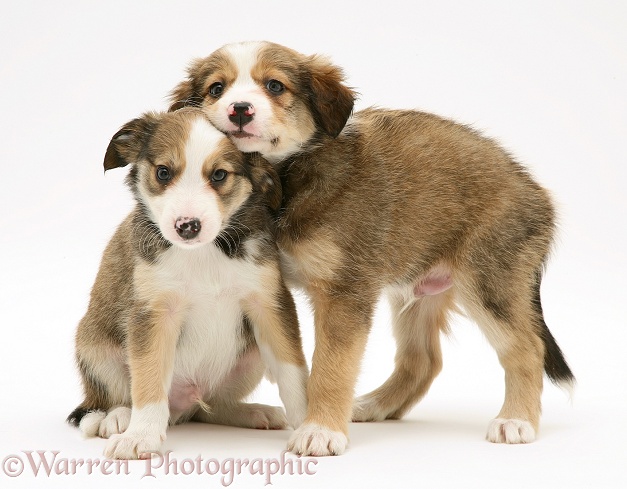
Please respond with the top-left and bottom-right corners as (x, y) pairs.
(66, 405), (93, 427)
(532, 269), (575, 388)
(541, 320), (575, 387)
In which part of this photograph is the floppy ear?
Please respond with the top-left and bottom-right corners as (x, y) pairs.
(304, 55), (357, 138)
(103, 114), (158, 172)
(168, 58), (205, 112)
(246, 153), (282, 212)
(168, 79), (195, 111)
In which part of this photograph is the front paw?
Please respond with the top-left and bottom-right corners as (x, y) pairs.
(287, 423), (348, 456)
(104, 431), (165, 460)
(98, 407), (132, 438)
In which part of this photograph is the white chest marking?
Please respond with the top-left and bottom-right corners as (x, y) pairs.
(147, 244), (264, 402)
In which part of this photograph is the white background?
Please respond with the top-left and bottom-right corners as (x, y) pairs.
(1, 1), (625, 487)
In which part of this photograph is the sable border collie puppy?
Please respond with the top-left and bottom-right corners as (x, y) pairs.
(67, 108), (308, 460)
(169, 41), (575, 456)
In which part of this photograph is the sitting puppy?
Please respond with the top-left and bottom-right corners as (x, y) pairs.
(169, 41), (574, 455)
(67, 108), (308, 460)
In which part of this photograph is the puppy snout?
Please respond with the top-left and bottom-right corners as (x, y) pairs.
(175, 217), (202, 240)
(228, 102), (255, 128)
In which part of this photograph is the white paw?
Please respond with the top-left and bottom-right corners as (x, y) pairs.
(248, 404), (288, 430)
(288, 423), (348, 456)
(79, 410), (106, 437)
(98, 407), (132, 438)
(104, 431), (165, 460)
(486, 418), (536, 444)
(352, 395), (387, 422)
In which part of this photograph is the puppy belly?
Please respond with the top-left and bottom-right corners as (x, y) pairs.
(168, 383), (206, 420)
(217, 347), (262, 386)
(168, 348), (262, 422)
(414, 267), (452, 297)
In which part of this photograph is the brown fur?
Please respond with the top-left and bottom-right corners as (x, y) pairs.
(277, 107), (571, 441)
(168, 43), (574, 453)
(68, 110), (308, 452)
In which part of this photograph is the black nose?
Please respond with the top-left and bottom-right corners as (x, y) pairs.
(228, 102), (255, 128)
(175, 217), (201, 240)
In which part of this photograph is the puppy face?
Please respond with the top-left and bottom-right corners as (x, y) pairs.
(104, 109), (276, 248)
(169, 41), (356, 161)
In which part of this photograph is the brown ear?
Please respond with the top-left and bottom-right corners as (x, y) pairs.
(246, 153), (282, 212)
(168, 79), (196, 111)
(167, 58), (205, 112)
(103, 114), (159, 171)
(304, 55), (356, 138)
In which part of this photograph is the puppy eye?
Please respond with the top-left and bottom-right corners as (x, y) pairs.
(208, 82), (224, 98)
(211, 169), (227, 182)
(266, 79), (285, 95)
(156, 166), (172, 182)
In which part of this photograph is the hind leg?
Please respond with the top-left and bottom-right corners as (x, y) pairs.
(353, 285), (454, 422)
(68, 342), (132, 438)
(191, 347), (287, 430)
(459, 280), (544, 443)
(194, 402), (288, 429)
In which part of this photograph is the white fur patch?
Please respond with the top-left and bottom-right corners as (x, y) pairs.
(486, 418), (536, 444)
(213, 42), (274, 150)
(288, 423), (348, 456)
(276, 364), (308, 429)
(184, 117), (225, 169)
(131, 237), (269, 421)
(159, 247), (262, 392)
(224, 41), (264, 85)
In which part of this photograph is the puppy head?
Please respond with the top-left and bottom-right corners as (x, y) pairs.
(104, 108), (278, 249)
(168, 41), (356, 162)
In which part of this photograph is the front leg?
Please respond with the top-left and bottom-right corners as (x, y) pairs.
(104, 293), (184, 460)
(288, 292), (373, 456)
(242, 270), (309, 430)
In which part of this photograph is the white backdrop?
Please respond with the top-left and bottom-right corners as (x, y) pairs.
(1, 1), (625, 488)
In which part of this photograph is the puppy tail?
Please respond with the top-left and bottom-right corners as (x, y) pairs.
(533, 268), (576, 394)
(66, 405), (97, 427)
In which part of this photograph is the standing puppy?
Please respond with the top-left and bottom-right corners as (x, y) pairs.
(67, 108), (308, 459)
(169, 42), (574, 456)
